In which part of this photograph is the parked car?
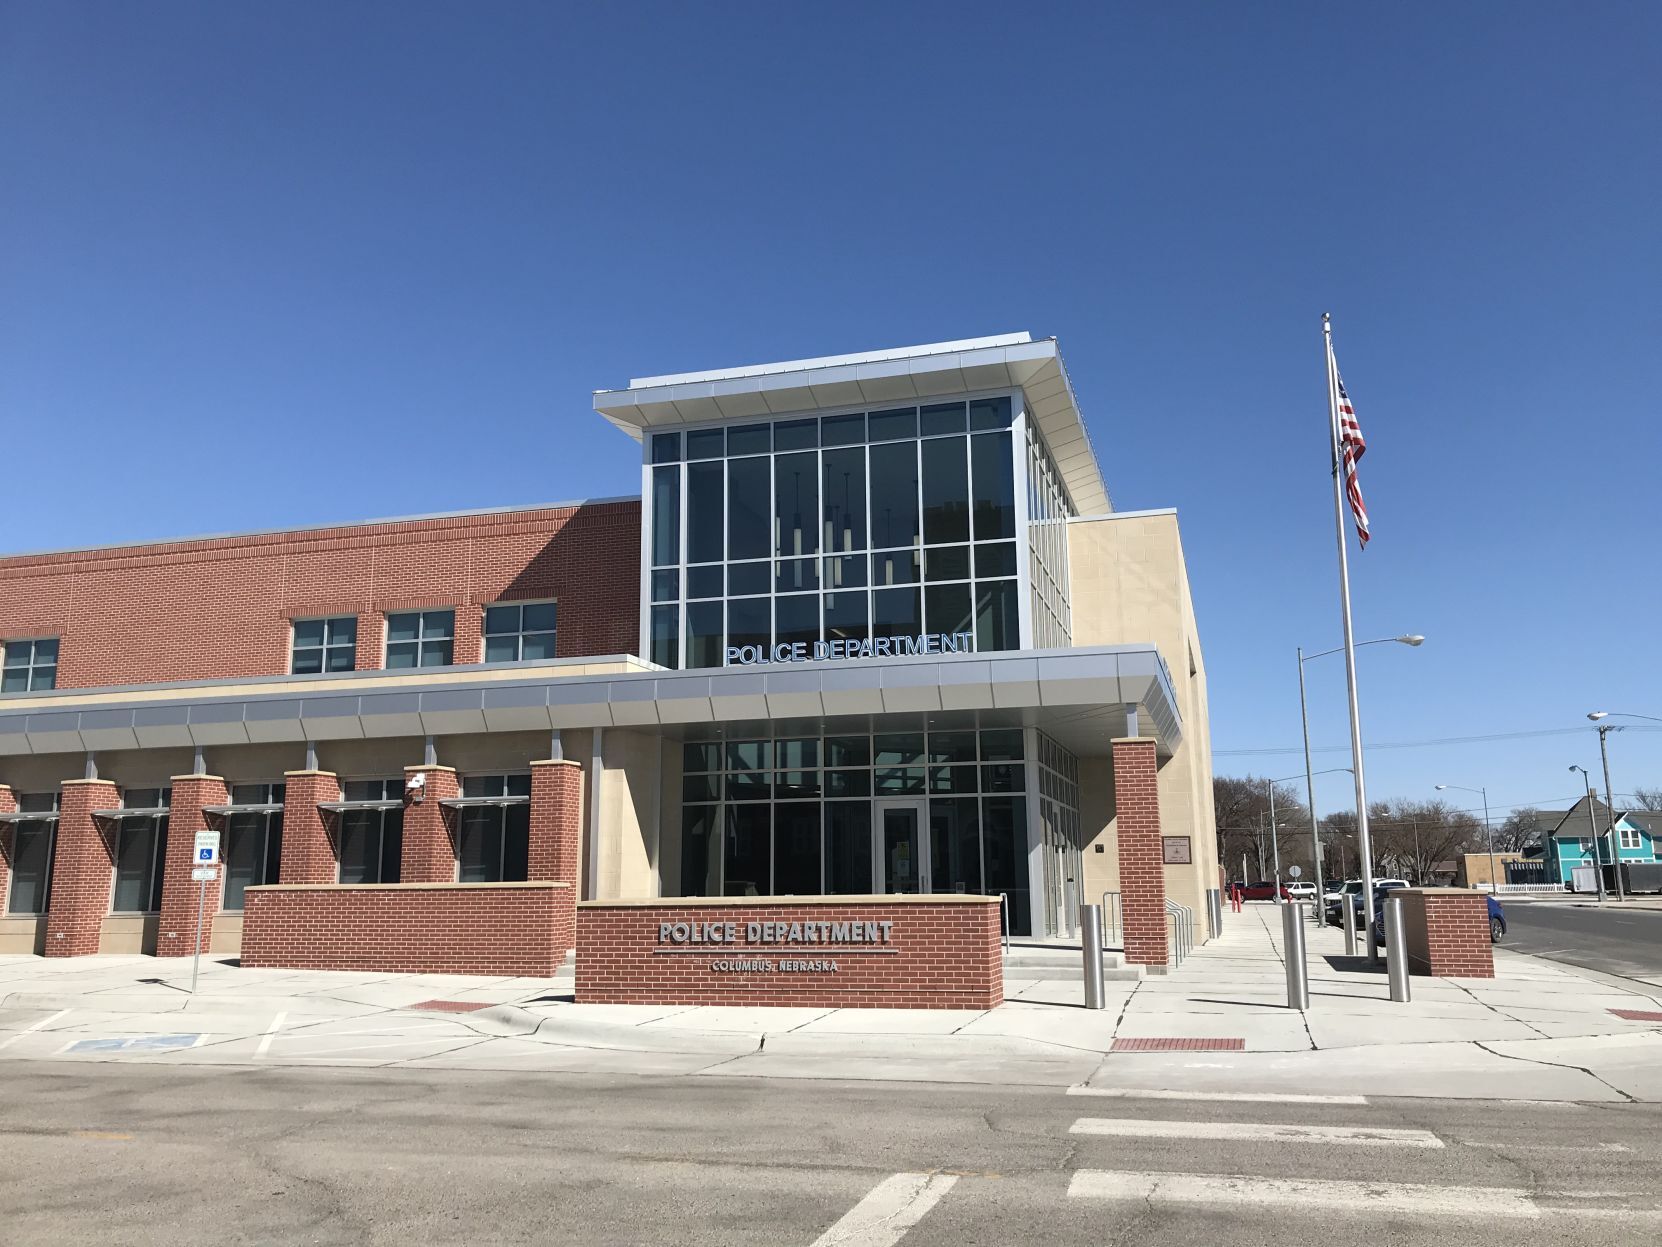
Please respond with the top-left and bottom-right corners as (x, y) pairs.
(1286, 881), (1318, 901)
(1374, 894), (1506, 945)
(1326, 878), (1409, 926)
(1236, 881), (1291, 901)
(1323, 879), (1360, 905)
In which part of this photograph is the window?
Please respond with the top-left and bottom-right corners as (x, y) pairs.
(222, 783), (285, 909)
(291, 617), (356, 675)
(1619, 825), (1643, 851)
(339, 779), (403, 883)
(2, 638), (58, 692)
(112, 788), (170, 913)
(458, 775), (531, 883)
(6, 793), (58, 914)
(385, 611), (454, 668)
(483, 602), (557, 663)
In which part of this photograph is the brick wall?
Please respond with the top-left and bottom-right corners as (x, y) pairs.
(1395, 888), (1495, 978)
(155, 774), (229, 957)
(0, 785), (14, 910)
(44, 779), (119, 957)
(1112, 737), (1169, 967)
(0, 500), (641, 689)
(400, 766), (459, 883)
(279, 772), (342, 884)
(529, 760), (581, 884)
(241, 882), (574, 976)
(576, 898), (1002, 1009)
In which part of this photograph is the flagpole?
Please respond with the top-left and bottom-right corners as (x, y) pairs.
(1323, 312), (1378, 962)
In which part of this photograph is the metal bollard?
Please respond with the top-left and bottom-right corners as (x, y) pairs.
(1384, 896), (1411, 1003)
(1206, 888), (1223, 938)
(1282, 901), (1311, 1011)
(1340, 895), (1357, 957)
(1080, 904), (1107, 1010)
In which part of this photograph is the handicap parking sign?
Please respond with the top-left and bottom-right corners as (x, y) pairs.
(193, 830), (220, 865)
(197, 847), (214, 861)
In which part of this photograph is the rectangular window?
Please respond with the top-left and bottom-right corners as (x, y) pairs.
(1620, 826), (1643, 851)
(651, 465), (680, 566)
(385, 610), (454, 669)
(483, 601), (557, 663)
(339, 779), (403, 883)
(458, 774), (531, 883)
(2, 638), (58, 692)
(222, 782), (285, 910)
(112, 789), (171, 914)
(6, 793), (58, 914)
(291, 617), (356, 675)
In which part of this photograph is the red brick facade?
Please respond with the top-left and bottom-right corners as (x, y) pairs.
(576, 898), (1002, 1009)
(45, 779), (119, 957)
(155, 774), (229, 957)
(240, 882), (573, 976)
(1396, 888), (1495, 979)
(280, 772), (342, 885)
(400, 766), (459, 883)
(0, 500), (640, 689)
(1112, 737), (1169, 967)
(529, 760), (582, 884)
(0, 785), (15, 910)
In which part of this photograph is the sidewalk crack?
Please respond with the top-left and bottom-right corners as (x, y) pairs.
(1472, 1039), (1638, 1103)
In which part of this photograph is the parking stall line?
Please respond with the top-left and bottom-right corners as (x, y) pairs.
(1066, 1087), (1367, 1105)
(1068, 1117), (1444, 1148)
(0, 1008), (71, 1052)
(808, 1172), (958, 1247)
(1067, 1170), (1540, 1218)
(254, 1012), (287, 1059)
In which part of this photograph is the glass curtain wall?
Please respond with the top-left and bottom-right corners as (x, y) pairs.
(647, 395), (1022, 668)
(1027, 423), (1074, 649)
(1036, 732), (1083, 938)
(679, 728), (1030, 933)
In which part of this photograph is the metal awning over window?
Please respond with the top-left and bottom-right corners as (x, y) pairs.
(439, 795), (531, 811)
(316, 799), (403, 813)
(0, 810), (57, 823)
(89, 806), (170, 820)
(202, 803), (285, 816)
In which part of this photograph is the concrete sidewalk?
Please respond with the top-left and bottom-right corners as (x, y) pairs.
(3, 904), (1660, 1101)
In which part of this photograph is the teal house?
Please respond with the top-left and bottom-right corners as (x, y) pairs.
(1537, 796), (1659, 886)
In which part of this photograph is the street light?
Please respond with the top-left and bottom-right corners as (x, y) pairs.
(1587, 712), (1662, 905)
(1266, 767), (1352, 899)
(1569, 765), (1607, 904)
(1434, 783), (1497, 894)
(1297, 635), (1425, 928)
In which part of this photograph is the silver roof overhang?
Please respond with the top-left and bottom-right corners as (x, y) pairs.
(0, 646), (1179, 761)
(592, 334), (1110, 515)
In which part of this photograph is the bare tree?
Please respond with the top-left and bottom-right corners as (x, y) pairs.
(1213, 775), (1309, 882)
(1495, 807), (1546, 853)
(1632, 787), (1662, 812)
(1317, 800), (1482, 884)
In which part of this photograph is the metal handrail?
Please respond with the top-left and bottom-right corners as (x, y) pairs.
(1164, 898), (1195, 966)
(1099, 891), (1123, 946)
(999, 892), (1010, 954)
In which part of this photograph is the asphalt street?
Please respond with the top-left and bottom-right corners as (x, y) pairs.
(3, 1065), (1661, 1246)
(1501, 901), (1662, 983)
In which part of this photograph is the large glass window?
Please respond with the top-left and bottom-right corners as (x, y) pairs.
(339, 779), (403, 883)
(112, 788), (170, 914)
(647, 394), (1026, 668)
(291, 617), (356, 675)
(483, 602), (557, 663)
(6, 793), (58, 914)
(458, 774), (531, 883)
(385, 611), (454, 668)
(222, 783), (285, 910)
(2, 638), (58, 692)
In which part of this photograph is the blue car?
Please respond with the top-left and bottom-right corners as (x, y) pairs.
(1373, 894), (1506, 945)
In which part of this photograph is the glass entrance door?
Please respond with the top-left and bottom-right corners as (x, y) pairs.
(875, 800), (928, 894)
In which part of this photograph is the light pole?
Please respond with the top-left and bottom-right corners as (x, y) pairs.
(1298, 635), (1424, 927)
(1588, 712), (1662, 902)
(1435, 783), (1497, 894)
(1569, 765), (1606, 904)
(1268, 767), (1352, 901)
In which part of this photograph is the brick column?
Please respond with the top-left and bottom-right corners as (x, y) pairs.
(529, 760), (582, 884)
(280, 771), (341, 884)
(0, 785), (15, 913)
(45, 779), (120, 957)
(155, 774), (229, 957)
(1112, 737), (1168, 967)
(401, 765), (458, 883)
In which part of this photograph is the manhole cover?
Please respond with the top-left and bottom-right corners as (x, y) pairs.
(1111, 1037), (1245, 1052)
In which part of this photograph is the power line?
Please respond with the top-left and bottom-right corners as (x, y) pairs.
(1215, 723), (1661, 759)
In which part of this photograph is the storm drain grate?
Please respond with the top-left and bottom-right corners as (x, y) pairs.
(408, 1000), (490, 1013)
(1111, 1037), (1245, 1052)
(1609, 1009), (1662, 1022)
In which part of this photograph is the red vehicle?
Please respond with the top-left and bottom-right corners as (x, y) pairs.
(1234, 881), (1291, 901)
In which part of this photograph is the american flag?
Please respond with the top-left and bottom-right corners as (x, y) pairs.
(1335, 370), (1370, 546)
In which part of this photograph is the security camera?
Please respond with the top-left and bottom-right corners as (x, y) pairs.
(406, 772), (426, 803)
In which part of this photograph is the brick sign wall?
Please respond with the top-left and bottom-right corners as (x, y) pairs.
(576, 896), (1002, 1009)
(242, 882), (574, 976)
(1395, 888), (1495, 978)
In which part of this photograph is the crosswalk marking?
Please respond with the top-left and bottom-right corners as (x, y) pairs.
(1067, 1170), (1541, 1218)
(1067, 1087), (1367, 1105)
(1069, 1117), (1443, 1148)
(810, 1172), (958, 1247)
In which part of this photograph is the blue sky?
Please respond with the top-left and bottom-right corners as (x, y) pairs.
(3, 3), (1658, 819)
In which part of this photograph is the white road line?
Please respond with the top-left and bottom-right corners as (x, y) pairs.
(1067, 1170), (1539, 1218)
(0, 1008), (71, 1052)
(809, 1172), (958, 1247)
(254, 1012), (287, 1059)
(1069, 1117), (1443, 1148)
(1067, 1087), (1367, 1105)
(1468, 1140), (1632, 1154)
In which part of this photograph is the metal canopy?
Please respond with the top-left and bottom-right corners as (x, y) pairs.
(0, 810), (57, 823)
(0, 645), (1180, 761)
(89, 807), (170, 820)
(592, 334), (1111, 516)
(316, 799), (403, 813)
(201, 803), (284, 816)
(440, 796), (531, 810)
